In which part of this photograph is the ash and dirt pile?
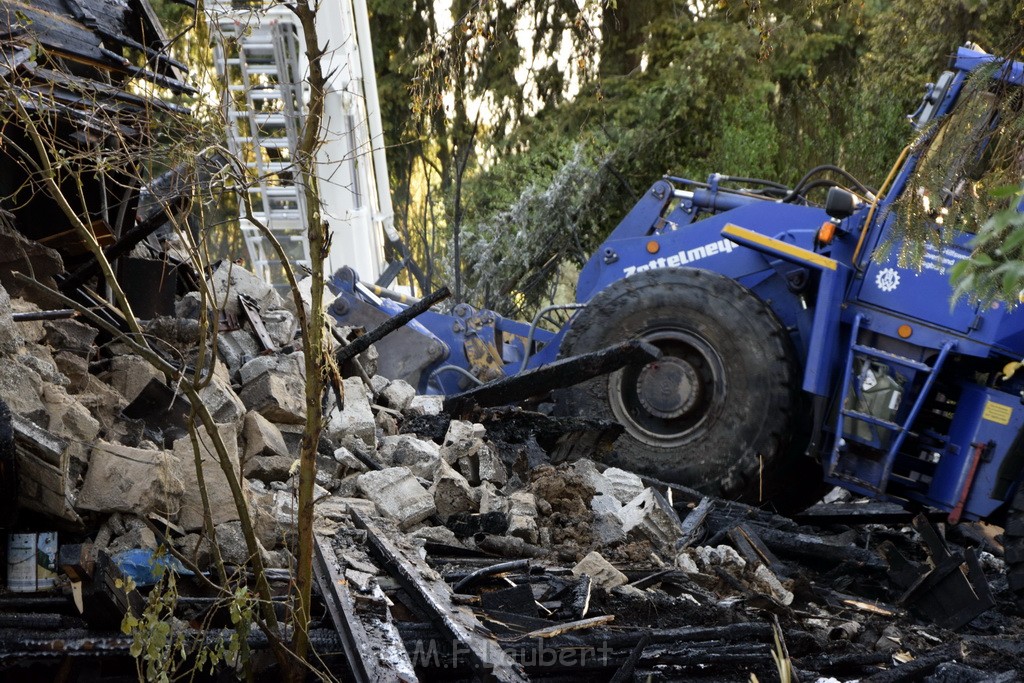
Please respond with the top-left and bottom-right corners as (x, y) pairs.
(0, 260), (1023, 681)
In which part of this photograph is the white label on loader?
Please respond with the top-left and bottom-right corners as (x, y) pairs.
(623, 239), (737, 276)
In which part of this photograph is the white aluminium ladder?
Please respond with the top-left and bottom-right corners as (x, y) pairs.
(208, 0), (398, 288)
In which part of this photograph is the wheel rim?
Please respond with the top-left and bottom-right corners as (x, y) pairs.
(607, 328), (727, 448)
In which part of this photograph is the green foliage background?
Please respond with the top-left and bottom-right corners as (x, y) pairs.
(367, 0), (1024, 318)
(150, 1), (1024, 316)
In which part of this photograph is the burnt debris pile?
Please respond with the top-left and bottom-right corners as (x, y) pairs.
(0, 261), (1022, 680)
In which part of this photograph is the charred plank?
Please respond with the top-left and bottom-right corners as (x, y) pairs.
(444, 340), (661, 414)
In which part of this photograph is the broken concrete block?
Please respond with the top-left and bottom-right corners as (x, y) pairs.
(601, 467), (645, 504)
(208, 260), (284, 318)
(262, 308), (297, 348)
(478, 481), (509, 516)
(381, 379), (416, 411)
(77, 374), (129, 432)
(243, 455), (296, 483)
(78, 442), (184, 516)
(0, 358), (46, 425)
(356, 467), (436, 530)
(369, 374), (390, 399)
(198, 376), (246, 424)
(675, 550), (700, 574)
(476, 443), (508, 486)
(172, 423), (246, 531)
(408, 525), (463, 547)
(507, 491), (539, 544)
(376, 409), (399, 437)
(103, 355), (164, 404)
(618, 488), (686, 547)
(333, 446), (366, 476)
(54, 351), (90, 394)
(0, 286), (23, 355)
(590, 492), (627, 546)
(751, 564), (794, 605)
(217, 329), (261, 376)
(440, 420), (484, 465)
(380, 434), (440, 478)
(172, 533), (213, 570)
(316, 496), (376, 521)
(429, 460), (479, 521)
(243, 412), (289, 460)
(215, 520), (273, 567)
(9, 297), (42, 345)
(326, 377), (375, 450)
(695, 545), (747, 571)
(22, 351), (69, 390)
(407, 395), (443, 416)
(572, 551), (628, 589)
(43, 318), (97, 358)
(239, 370), (306, 424)
(239, 351), (305, 386)
(0, 226), (63, 307)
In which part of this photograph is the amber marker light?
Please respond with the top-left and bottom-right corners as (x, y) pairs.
(817, 221), (836, 245)
(897, 324), (913, 339)
(646, 241), (660, 254)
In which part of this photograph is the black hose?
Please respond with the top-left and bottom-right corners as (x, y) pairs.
(783, 164), (874, 203)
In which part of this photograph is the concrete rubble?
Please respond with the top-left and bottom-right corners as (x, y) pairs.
(0, 261), (1023, 682)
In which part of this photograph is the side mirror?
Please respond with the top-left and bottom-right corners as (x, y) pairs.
(825, 187), (861, 220)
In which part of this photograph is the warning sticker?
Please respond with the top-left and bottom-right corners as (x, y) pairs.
(983, 400), (1013, 425)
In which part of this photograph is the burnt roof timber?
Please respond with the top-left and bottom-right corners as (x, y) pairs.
(0, 0), (191, 93)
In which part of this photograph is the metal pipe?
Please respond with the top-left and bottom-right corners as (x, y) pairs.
(12, 309), (77, 322)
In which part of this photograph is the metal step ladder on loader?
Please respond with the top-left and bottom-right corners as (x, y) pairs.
(723, 224), (992, 629)
(829, 313), (957, 500)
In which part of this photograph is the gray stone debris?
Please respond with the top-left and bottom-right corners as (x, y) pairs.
(77, 441), (184, 516)
(380, 378), (416, 411)
(103, 355), (164, 404)
(239, 370), (306, 424)
(572, 551), (628, 589)
(429, 460), (479, 521)
(356, 467), (436, 530)
(208, 260), (284, 317)
(198, 376), (247, 424)
(618, 488), (686, 547)
(172, 423), (246, 531)
(507, 491), (539, 544)
(243, 411), (290, 460)
(406, 394), (443, 416)
(43, 319), (97, 358)
(326, 377), (375, 450)
(379, 434), (440, 478)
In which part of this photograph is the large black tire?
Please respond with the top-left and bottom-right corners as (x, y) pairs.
(554, 268), (801, 501)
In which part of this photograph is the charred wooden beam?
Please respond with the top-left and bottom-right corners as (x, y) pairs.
(336, 286), (451, 367)
(862, 644), (961, 683)
(312, 534), (415, 682)
(58, 197), (186, 293)
(748, 525), (887, 569)
(444, 340), (661, 414)
(351, 509), (529, 682)
(794, 502), (944, 526)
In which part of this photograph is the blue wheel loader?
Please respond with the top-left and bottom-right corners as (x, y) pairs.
(329, 44), (1024, 596)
